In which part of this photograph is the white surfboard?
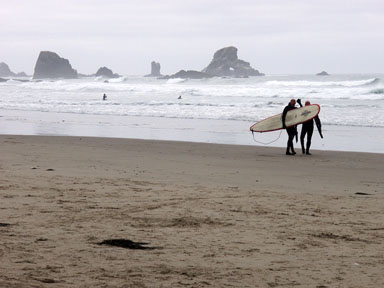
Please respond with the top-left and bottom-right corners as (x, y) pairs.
(250, 104), (320, 133)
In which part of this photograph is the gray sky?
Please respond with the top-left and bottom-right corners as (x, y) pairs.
(1, 0), (383, 75)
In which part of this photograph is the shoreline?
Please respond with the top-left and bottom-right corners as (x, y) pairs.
(1, 109), (384, 154)
(1, 135), (384, 287)
(1, 132), (384, 156)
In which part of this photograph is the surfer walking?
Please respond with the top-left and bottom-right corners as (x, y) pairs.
(282, 99), (298, 155)
(103, 93), (107, 101)
(297, 99), (323, 155)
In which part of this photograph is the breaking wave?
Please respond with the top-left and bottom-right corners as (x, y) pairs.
(1, 74), (384, 127)
(266, 78), (379, 87)
(363, 77), (381, 86)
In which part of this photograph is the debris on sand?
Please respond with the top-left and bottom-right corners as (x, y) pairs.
(98, 239), (156, 250)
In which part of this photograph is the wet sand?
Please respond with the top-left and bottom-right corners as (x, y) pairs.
(1, 135), (383, 287)
(1, 109), (384, 154)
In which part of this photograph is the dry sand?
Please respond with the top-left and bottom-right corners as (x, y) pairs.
(1, 135), (383, 288)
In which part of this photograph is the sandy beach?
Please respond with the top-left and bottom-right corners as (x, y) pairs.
(1, 135), (383, 288)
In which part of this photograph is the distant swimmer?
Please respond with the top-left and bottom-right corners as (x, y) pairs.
(282, 99), (298, 155)
(297, 99), (323, 155)
(178, 95), (182, 99)
(103, 93), (107, 101)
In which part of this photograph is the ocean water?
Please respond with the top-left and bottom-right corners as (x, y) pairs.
(1, 74), (384, 153)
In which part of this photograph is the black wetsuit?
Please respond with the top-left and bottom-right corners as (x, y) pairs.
(298, 102), (322, 154)
(282, 103), (297, 155)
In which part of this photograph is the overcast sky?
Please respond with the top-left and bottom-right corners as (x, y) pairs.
(1, 0), (383, 75)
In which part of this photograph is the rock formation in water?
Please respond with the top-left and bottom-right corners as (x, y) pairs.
(95, 67), (120, 78)
(161, 70), (213, 79)
(16, 71), (28, 77)
(33, 51), (78, 79)
(202, 46), (264, 77)
(145, 61), (162, 77)
(316, 71), (329, 76)
(0, 62), (16, 77)
(0, 62), (28, 77)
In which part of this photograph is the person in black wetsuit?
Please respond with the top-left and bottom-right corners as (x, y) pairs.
(282, 99), (298, 155)
(297, 99), (323, 155)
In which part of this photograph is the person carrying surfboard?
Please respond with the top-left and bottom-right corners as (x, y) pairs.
(297, 99), (323, 155)
(282, 99), (298, 155)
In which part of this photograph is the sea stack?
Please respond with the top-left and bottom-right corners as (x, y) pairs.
(95, 67), (120, 78)
(0, 62), (16, 77)
(202, 46), (264, 77)
(33, 51), (78, 79)
(0, 62), (27, 77)
(145, 61), (162, 77)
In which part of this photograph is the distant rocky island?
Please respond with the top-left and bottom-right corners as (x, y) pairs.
(316, 71), (329, 76)
(203, 46), (264, 77)
(162, 46), (264, 79)
(30, 51), (124, 79)
(0, 62), (28, 77)
(95, 67), (120, 78)
(33, 51), (78, 79)
(145, 61), (162, 77)
(5, 46), (265, 80)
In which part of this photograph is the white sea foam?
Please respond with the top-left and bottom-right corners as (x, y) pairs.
(1, 74), (384, 128)
(166, 78), (186, 84)
(265, 78), (379, 87)
(108, 77), (127, 83)
(3, 79), (19, 83)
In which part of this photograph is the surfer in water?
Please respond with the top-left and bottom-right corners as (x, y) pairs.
(282, 99), (298, 155)
(297, 99), (323, 155)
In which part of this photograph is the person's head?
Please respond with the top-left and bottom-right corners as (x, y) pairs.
(305, 101), (311, 106)
(289, 99), (296, 106)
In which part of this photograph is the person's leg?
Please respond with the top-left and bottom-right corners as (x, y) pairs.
(286, 129), (295, 155)
(290, 129), (296, 154)
(290, 135), (296, 154)
(300, 129), (306, 154)
(286, 130), (292, 155)
(287, 129), (296, 155)
(306, 129), (314, 155)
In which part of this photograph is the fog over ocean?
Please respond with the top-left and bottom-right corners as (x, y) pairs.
(1, 74), (384, 153)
